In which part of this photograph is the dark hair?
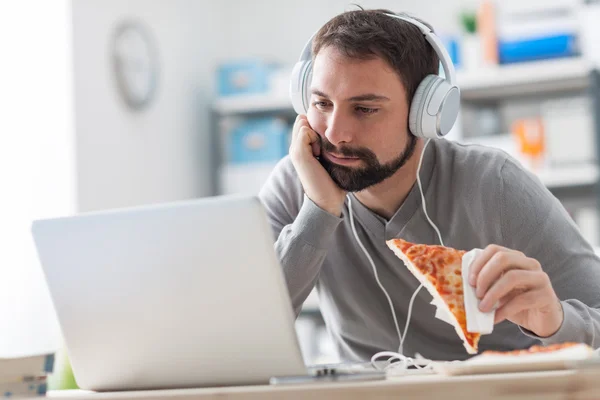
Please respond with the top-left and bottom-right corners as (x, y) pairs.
(312, 8), (439, 104)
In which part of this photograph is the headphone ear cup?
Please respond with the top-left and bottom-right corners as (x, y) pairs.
(289, 60), (312, 114)
(408, 75), (438, 138)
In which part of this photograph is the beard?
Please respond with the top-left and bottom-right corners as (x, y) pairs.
(318, 133), (418, 192)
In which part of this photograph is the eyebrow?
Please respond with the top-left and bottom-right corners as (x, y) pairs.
(311, 89), (390, 102)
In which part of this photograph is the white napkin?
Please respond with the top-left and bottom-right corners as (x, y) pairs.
(462, 248), (495, 334)
(431, 297), (454, 326)
(430, 248), (495, 335)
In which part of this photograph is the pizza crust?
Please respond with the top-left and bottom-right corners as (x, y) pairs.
(386, 240), (478, 354)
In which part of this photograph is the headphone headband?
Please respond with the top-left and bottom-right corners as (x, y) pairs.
(296, 13), (456, 86)
(387, 14), (457, 86)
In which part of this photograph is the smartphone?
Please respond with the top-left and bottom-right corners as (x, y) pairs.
(269, 370), (386, 385)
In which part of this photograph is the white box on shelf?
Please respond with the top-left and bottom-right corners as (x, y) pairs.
(541, 97), (596, 166)
(579, 2), (600, 67)
(219, 162), (279, 195)
(496, 0), (580, 39)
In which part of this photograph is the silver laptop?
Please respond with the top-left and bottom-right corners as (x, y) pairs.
(31, 195), (309, 390)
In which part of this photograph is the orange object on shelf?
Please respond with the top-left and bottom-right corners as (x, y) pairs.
(477, 0), (499, 65)
(512, 117), (546, 170)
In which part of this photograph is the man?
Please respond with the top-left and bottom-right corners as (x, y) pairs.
(258, 9), (600, 362)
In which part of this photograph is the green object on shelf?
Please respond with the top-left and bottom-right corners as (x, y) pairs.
(460, 11), (477, 34)
(48, 348), (79, 390)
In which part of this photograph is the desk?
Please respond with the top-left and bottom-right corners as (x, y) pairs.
(47, 369), (600, 400)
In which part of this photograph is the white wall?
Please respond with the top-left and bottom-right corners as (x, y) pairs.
(72, 0), (226, 212)
(0, 0), (74, 354)
(218, 0), (478, 66)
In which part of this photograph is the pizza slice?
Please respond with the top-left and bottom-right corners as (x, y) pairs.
(386, 238), (480, 354)
(435, 342), (595, 376)
(480, 342), (591, 357)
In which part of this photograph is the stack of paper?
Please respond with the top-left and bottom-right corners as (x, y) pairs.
(0, 351), (55, 398)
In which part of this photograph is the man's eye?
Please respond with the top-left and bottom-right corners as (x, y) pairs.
(356, 106), (378, 115)
(313, 101), (330, 109)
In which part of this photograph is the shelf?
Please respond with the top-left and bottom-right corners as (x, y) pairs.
(213, 93), (293, 115)
(537, 163), (599, 189)
(213, 58), (595, 114)
(457, 57), (593, 100)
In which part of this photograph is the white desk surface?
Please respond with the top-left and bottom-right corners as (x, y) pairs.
(46, 368), (600, 400)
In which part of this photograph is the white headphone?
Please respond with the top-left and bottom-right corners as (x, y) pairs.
(289, 12), (460, 140)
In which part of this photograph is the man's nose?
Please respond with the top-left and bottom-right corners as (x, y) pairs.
(325, 109), (354, 146)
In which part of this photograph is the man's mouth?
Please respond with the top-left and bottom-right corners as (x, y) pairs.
(324, 152), (361, 165)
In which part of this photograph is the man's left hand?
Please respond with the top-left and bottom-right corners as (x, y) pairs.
(469, 245), (564, 338)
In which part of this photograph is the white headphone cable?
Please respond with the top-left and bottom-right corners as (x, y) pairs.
(416, 139), (444, 247)
(347, 138), (445, 373)
(348, 195), (403, 351)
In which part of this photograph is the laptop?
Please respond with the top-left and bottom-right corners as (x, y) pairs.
(31, 195), (312, 390)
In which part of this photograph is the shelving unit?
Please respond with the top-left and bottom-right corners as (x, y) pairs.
(457, 57), (600, 188)
(210, 93), (295, 196)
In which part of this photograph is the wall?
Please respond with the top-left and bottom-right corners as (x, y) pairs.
(72, 0), (226, 212)
(218, 0), (479, 66)
(0, 0), (75, 354)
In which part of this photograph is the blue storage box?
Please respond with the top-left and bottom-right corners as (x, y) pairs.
(441, 36), (461, 69)
(228, 118), (290, 164)
(217, 59), (275, 97)
(498, 33), (578, 64)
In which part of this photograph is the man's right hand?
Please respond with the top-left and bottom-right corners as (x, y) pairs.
(289, 115), (347, 217)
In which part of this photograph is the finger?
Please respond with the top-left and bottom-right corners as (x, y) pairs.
(468, 245), (512, 287)
(292, 115), (309, 139)
(475, 251), (540, 299)
(291, 125), (321, 161)
(290, 118), (314, 156)
(479, 270), (544, 312)
(299, 126), (320, 147)
(495, 291), (516, 311)
(496, 281), (537, 308)
(494, 289), (543, 324)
